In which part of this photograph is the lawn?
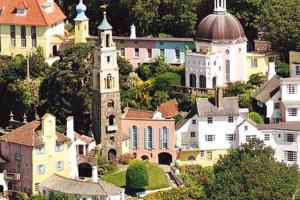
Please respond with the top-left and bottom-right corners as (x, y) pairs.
(103, 163), (169, 190)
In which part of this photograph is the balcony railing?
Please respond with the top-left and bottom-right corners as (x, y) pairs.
(4, 172), (20, 181)
(170, 85), (215, 96)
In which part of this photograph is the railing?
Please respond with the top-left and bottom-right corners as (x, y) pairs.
(4, 173), (20, 181)
(170, 85), (215, 96)
(170, 166), (184, 186)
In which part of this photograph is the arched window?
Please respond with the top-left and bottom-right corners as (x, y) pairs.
(199, 75), (206, 88)
(108, 100), (114, 108)
(189, 74), (196, 87)
(147, 126), (153, 149)
(188, 156), (196, 161)
(132, 126), (138, 148)
(106, 74), (112, 89)
(108, 115), (115, 126)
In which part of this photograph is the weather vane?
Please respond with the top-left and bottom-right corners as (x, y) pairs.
(100, 3), (108, 12)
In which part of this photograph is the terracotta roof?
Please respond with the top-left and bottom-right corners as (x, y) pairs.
(75, 133), (94, 144)
(257, 122), (300, 131)
(0, 0), (66, 26)
(252, 75), (281, 103)
(158, 99), (179, 119)
(123, 108), (154, 119)
(0, 121), (69, 147)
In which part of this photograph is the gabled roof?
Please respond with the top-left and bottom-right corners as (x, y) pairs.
(158, 99), (179, 119)
(0, 0), (66, 26)
(252, 75), (281, 103)
(75, 133), (94, 144)
(257, 122), (300, 132)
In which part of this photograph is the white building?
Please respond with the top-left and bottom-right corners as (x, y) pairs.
(185, 0), (247, 89)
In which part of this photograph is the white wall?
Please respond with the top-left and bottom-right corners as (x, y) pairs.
(265, 91), (281, 119)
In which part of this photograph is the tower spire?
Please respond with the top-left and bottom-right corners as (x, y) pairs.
(214, 0), (226, 12)
(74, 0), (88, 21)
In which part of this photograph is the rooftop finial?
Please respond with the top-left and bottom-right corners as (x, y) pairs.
(97, 4), (112, 30)
(74, 0), (88, 21)
(9, 111), (14, 121)
(23, 113), (27, 123)
(214, 0), (226, 12)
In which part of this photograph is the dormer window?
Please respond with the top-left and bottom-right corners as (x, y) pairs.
(41, 2), (53, 13)
(16, 8), (27, 16)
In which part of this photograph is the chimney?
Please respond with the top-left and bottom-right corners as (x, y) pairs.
(267, 62), (276, 80)
(130, 24), (136, 39)
(215, 87), (223, 109)
(66, 116), (75, 142)
(92, 166), (98, 182)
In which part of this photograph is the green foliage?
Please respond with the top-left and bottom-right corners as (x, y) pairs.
(209, 139), (300, 200)
(143, 186), (192, 200)
(248, 73), (267, 87)
(152, 91), (169, 108)
(224, 81), (254, 97)
(276, 61), (290, 78)
(29, 194), (48, 200)
(249, 112), (264, 124)
(97, 156), (118, 175)
(178, 96), (196, 112)
(153, 72), (181, 91)
(118, 56), (133, 86)
(117, 153), (134, 165)
(15, 192), (28, 200)
(136, 64), (152, 81)
(49, 191), (78, 200)
(239, 89), (254, 110)
(126, 160), (149, 190)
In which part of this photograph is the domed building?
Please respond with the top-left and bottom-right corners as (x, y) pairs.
(185, 0), (248, 89)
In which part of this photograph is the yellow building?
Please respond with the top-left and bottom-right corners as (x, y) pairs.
(289, 51), (300, 77)
(0, 0), (66, 58)
(246, 52), (270, 79)
(0, 113), (71, 194)
(74, 0), (89, 44)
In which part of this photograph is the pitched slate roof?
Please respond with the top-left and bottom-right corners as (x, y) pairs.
(0, 0), (66, 26)
(158, 99), (179, 119)
(0, 120), (69, 147)
(257, 122), (300, 131)
(252, 75), (281, 103)
(40, 174), (124, 196)
(123, 108), (154, 119)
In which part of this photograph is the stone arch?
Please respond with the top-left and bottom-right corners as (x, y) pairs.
(78, 163), (92, 177)
(158, 152), (172, 165)
(199, 75), (206, 88)
(108, 149), (117, 160)
(188, 156), (196, 161)
(189, 74), (196, 87)
(141, 155), (149, 161)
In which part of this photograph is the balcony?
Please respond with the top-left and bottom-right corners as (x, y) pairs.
(4, 172), (20, 181)
(180, 143), (199, 151)
(106, 125), (117, 132)
(170, 85), (215, 96)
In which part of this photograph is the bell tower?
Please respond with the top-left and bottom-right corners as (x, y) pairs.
(92, 11), (122, 158)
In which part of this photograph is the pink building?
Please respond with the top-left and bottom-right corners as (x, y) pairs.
(121, 108), (177, 165)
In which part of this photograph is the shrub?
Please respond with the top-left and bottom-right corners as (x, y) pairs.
(15, 192), (28, 200)
(248, 73), (267, 87)
(126, 160), (149, 190)
(137, 64), (152, 80)
(118, 153), (134, 165)
(29, 194), (48, 200)
(97, 156), (118, 175)
(153, 72), (181, 91)
(143, 187), (191, 200)
(249, 112), (264, 124)
(49, 191), (77, 200)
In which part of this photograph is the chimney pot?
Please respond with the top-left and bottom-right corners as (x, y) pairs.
(215, 87), (223, 109)
(130, 24), (136, 39)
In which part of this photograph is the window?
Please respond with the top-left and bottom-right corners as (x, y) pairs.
(284, 151), (297, 162)
(207, 151), (212, 160)
(175, 49), (180, 60)
(264, 134), (270, 141)
(191, 132), (196, 138)
(134, 48), (139, 57)
(288, 108), (297, 116)
(31, 26), (37, 48)
(226, 134), (236, 141)
(159, 42), (164, 45)
(10, 25), (16, 47)
(36, 146), (45, 155)
(56, 161), (64, 171)
(55, 143), (64, 152)
(188, 156), (196, 161)
(207, 117), (213, 124)
(160, 49), (165, 58)
(132, 126), (138, 148)
(20, 26), (26, 47)
(244, 126), (248, 131)
(162, 127), (168, 148)
(106, 56), (111, 63)
(226, 60), (230, 82)
(284, 133), (295, 142)
(148, 126), (153, 149)
(225, 49), (230, 54)
(107, 100), (114, 108)
(214, 61), (217, 66)
(274, 102), (280, 109)
(287, 84), (296, 94)
(205, 135), (215, 142)
(192, 119), (197, 124)
(105, 34), (110, 47)
(296, 65), (300, 75)
(108, 115), (115, 126)
(106, 74), (112, 89)
(120, 48), (125, 57)
(37, 165), (46, 174)
(200, 151), (205, 158)
(16, 8), (26, 15)
(228, 116), (233, 123)
(251, 59), (258, 68)
(147, 49), (152, 58)
(34, 183), (40, 192)
(246, 135), (256, 142)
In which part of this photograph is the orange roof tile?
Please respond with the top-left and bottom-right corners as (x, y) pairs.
(75, 133), (94, 144)
(158, 99), (179, 119)
(0, 0), (66, 26)
(124, 108), (154, 119)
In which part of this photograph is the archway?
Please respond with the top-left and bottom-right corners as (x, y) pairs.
(158, 152), (172, 165)
(141, 155), (149, 161)
(199, 75), (206, 88)
(78, 163), (92, 177)
(189, 74), (196, 87)
(52, 45), (58, 56)
(212, 77), (217, 88)
(108, 149), (117, 161)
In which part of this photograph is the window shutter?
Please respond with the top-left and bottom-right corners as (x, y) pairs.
(129, 128), (133, 148)
(167, 128), (170, 149)
(136, 128), (140, 149)
(144, 128), (148, 149)
(159, 128), (163, 149)
(152, 128), (155, 149)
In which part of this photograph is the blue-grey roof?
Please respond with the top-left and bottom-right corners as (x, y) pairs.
(74, 0), (89, 21)
(98, 12), (112, 30)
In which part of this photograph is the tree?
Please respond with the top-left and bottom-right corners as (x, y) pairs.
(248, 73), (267, 87)
(224, 81), (254, 97)
(49, 191), (78, 200)
(276, 61), (290, 78)
(29, 194), (48, 200)
(152, 91), (169, 109)
(126, 160), (149, 190)
(144, 187), (192, 200)
(210, 139), (300, 200)
(249, 111), (264, 124)
(260, 0), (300, 60)
(136, 64), (152, 81)
(153, 72), (181, 91)
(15, 192), (28, 200)
(118, 56), (133, 86)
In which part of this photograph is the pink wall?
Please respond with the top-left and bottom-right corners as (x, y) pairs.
(0, 142), (33, 193)
(121, 118), (177, 164)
